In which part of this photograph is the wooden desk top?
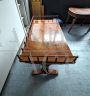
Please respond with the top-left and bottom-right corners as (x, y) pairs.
(18, 18), (78, 63)
(24, 19), (72, 56)
(69, 8), (90, 15)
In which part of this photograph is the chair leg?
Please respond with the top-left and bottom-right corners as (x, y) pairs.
(64, 14), (70, 26)
(80, 18), (86, 26)
(68, 17), (77, 33)
(85, 27), (90, 35)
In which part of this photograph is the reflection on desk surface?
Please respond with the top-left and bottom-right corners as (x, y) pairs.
(22, 19), (73, 57)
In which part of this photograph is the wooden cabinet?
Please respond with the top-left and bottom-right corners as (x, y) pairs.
(31, 0), (44, 16)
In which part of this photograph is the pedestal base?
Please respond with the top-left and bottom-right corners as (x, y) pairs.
(32, 69), (58, 75)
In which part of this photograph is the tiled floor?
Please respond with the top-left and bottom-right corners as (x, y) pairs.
(1, 25), (90, 96)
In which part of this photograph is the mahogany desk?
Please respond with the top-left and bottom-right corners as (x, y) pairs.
(18, 16), (78, 75)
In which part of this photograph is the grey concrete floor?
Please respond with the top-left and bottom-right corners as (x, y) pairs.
(1, 24), (90, 96)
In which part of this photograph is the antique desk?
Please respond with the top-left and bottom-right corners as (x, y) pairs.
(18, 16), (78, 75)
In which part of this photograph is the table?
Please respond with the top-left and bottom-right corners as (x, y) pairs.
(66, 8), (90, 33)
(18, 16), (78, 75)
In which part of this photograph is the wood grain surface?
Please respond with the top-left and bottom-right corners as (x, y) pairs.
(19, 18), (77, 63)
(69, 8), (90, 15)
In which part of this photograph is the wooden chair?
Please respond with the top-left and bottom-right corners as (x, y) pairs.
(66, 8), (90, 33)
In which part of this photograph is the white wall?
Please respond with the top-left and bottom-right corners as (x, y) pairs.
(17, 0), (30, 27)
(0, 0), (25, 93)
